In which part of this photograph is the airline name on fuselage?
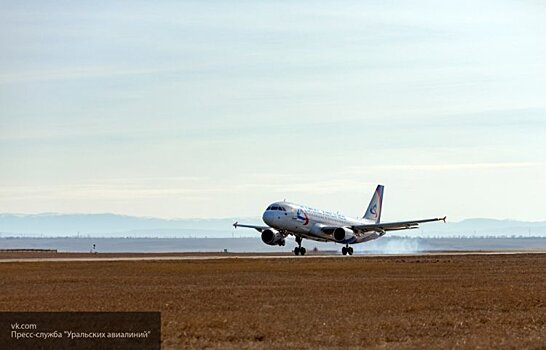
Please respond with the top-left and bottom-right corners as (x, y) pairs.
(277, 202), (360, 226)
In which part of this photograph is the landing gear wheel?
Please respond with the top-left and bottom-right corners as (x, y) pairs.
(348, 247), (354, 255)
(294, 236), (305, 256)
(342, 247), (347, 255)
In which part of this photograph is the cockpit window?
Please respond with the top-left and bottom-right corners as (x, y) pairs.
(268, 204), (287, 211)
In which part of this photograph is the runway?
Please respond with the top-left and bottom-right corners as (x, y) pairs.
(0, 250), (544, 263)
(1, 252), (544, 349)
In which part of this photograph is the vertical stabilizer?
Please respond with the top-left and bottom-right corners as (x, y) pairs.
(363, 185), (384, 223)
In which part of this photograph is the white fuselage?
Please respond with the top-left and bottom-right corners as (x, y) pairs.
(262, 201), (377, 243)
(235, 184), (444, 254)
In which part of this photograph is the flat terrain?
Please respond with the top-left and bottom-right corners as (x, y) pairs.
(0, 254), (544, 349)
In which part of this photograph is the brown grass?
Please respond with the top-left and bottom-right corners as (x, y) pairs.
(0, 254), (545, 349)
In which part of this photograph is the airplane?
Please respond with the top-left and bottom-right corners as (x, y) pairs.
(233, 184), (446, 256)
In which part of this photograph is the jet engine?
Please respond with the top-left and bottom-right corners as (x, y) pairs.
(333, 227), (356, 242)
(261, 229), (285, 246)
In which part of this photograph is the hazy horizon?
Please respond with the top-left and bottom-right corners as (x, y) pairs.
(2, 212), (546, 239)
(1, 211), (546, 223)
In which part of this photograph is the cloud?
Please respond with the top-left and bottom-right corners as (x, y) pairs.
(0, 66), (182, 84)
(349, 162), (543, 172)
(0, 175), (369, 203)
(236, 178), (370, 195)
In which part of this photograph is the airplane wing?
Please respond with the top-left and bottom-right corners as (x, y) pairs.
(232, 222), (271, 232)
(351, 216), (446, 233)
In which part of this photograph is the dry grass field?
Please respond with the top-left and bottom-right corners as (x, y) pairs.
(0, 254), (544, 349)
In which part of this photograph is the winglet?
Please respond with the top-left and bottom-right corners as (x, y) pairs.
(233, 221), (238, 228)
(442, 216), (447, 223)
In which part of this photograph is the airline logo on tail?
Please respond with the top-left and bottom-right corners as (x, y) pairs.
(369, 204), (378, 218)
(364, 185), (384, 223)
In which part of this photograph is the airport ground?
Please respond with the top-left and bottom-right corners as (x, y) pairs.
(0, 253), (545, 349)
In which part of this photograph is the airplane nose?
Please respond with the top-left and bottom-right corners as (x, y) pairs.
(262, 211), (274, 225)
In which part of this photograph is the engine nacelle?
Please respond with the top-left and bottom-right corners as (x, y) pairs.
(333, 227), (356, 242)
(261, 229), (285, 246)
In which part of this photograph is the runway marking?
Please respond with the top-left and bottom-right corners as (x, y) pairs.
(0, 251), (544, 263)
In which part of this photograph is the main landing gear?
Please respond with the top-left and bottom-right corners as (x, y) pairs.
(342, 244), (353, 256)
(294, 236), (306, 256)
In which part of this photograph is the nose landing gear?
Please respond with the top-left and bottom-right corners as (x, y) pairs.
(342, 245), (353, 256)
(294, 236), (306, 256)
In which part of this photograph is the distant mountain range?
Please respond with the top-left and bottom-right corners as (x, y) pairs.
(1, 213), (545, 238)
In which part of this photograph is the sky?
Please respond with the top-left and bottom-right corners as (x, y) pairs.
(1, 1), (546, 221)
